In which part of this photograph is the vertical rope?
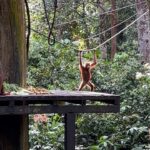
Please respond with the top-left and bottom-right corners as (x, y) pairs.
(24, 0), (31, 58)
(48, 0), (57, 45)
(42, 0), (57, 45)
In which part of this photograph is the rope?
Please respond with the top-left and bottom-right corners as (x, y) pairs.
(30, 9), (139, 53)
(42, 0), (57, 45)
(85, 13), (137, 40)
(88, 1), (146, 17)
(80, 10), (149, 52)
(42, 0), (51, 31)
(48, 0), (57, 45)
(24, 0), (31, 58)
(50, 13), (137, 49)
(55, 13), (137, 43)
(54, 0), (146, 27)
(30, 6), (149, 53)
(30, 28), (77, 50)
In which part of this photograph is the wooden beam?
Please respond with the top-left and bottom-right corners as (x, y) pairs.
(0, 105), (119, 115)
(0, 90), (120, 105)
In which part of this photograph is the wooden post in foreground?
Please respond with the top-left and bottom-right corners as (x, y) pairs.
(0, 115), (28, 150)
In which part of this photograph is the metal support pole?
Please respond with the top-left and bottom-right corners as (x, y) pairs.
(64, 113), (76, 150)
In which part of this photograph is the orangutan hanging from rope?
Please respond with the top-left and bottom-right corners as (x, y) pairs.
(78, 50), (97, 91)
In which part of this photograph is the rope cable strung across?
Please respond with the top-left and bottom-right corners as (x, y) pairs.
(54, 1), (146, 27)
(83, 13), (137, 41)
(80, 10), (149, 52)
(30, 11), (139, 52)
(30, 1), (148, 53)
(31, 13), (137, 43)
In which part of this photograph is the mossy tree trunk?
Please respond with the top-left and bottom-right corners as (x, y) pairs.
(136, 0), (150, 63)
(0, 0), (26, 86)
(97, 0), (108, 60)
(0, 1), (28, 150)
(110, 0), (117, 60)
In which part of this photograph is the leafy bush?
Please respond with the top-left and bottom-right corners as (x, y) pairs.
(29, 114), (64, 150)
(76, 52), (150, 149)
(27, 38), (79, 90)
(28, 46), (150, 149)
(3, 82), (20, 92)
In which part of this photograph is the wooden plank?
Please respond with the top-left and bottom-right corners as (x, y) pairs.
(0, 90), (120, 114)
(0, 105), (119, 115)
(0, 90), (120, 105)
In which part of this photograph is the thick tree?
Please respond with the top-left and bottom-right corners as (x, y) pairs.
(97, 0), (108, 59)
(147, 0), (150, 12)
(0, 0), (27, 86)
(110, 0), (117, 60)
(0, 1), (28, 150)
(136, 0), (150, 63)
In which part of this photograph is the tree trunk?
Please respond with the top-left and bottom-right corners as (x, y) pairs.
(110, 0), (117, 60)
(0, 0), (26, 86)
(147, 0), (150, 14)
(136, 0), (150, 63)
(97, 0), (108, 59)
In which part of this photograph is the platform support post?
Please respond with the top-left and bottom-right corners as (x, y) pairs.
(64, 113), (76, 150)
(0, 115), (28, 150)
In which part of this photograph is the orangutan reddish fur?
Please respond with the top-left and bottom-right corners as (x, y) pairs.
(78, 51), (97, 91)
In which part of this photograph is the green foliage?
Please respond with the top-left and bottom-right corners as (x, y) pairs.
(28, 49), (150, 149)
(29, 114), (64, 150)
(27, 0), (150, 149)
(3, 82), (20, 92)
(76, 52), (150, 149)
(27, 37), (79, 90)
(95, 51), (141, 94)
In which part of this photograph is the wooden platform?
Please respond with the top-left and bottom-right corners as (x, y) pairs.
(0, 90), (120, 115)
(0, 90), (120, 150)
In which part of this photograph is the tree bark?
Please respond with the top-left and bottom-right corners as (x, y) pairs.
(136, 0), (150, 63)
(0, 0), (26, 86)
(147, 0), (150, 13)
(97, 0), (108, 59)
(110, 0), (117, 60)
